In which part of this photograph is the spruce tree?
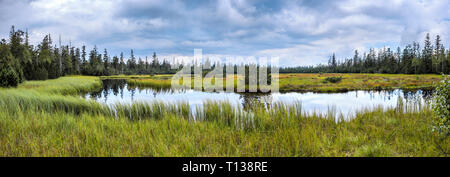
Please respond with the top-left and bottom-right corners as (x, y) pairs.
(422, 33), (433, 73)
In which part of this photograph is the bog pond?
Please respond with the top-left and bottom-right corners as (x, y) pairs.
(83, 79), (434, 118)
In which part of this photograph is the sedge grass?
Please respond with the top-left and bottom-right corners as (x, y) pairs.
(0, 100), (447, 157)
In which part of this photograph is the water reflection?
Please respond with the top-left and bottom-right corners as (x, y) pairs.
(84, 79), (433, 117)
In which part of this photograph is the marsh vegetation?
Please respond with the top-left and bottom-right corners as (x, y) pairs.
(0, 75), (448, 156)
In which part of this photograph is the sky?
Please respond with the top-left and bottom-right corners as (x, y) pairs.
(0, 0), (449, 66)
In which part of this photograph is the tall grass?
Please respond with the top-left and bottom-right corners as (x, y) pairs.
(0, 99), (447, 156)
(18, 76), (102, 95)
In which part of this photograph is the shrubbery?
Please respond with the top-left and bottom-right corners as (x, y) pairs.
(432, 75), (449, 136)
(0, 41), (22, 87)
(323, 76), (342, 83)
(0, 65), (20, 87)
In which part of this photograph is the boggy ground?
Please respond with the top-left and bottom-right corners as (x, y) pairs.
(0, 75), (448, 156)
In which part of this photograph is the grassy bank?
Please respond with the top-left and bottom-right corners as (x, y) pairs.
(0, 100), (448, 156)
(102, 73), (443, 92)
(18, 75), (102, 95)
(279, 73), (443, 92)
(0, 75), (448, 156)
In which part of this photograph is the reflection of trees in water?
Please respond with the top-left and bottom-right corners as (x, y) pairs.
(238, 89), (436, 110)
(238, 93), (272, 110)
(89, 79), (128, 102)
(365, 89), (434, 103)
(88, 79), (193, 101)
(87, 80), (436, 107)
(402, 89), (434, 103)
(129, 85), (181, 95)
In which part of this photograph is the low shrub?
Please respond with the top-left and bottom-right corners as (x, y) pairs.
(323, 76), (342, 83)
(432, 76), (449, 136)
(0, 65), (20, 87)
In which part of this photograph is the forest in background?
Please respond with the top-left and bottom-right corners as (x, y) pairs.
(281, 33), (449, 74)
(1, 26), (449, 87)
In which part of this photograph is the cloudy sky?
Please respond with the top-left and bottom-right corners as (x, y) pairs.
(0, 0), (449, 66)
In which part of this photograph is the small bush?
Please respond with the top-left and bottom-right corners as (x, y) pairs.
(355, 142), (391, 157)
(0, 65), (20, 87)
(432, 76), (449, 136)
(323, 76), (342, 83)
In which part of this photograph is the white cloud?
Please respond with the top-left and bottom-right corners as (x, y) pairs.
(0, 0), (448, 65)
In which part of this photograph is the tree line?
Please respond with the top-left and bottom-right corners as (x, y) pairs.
(0, 26), (176, 87)
(1, 26), (449, 87)
(280, 33), (450, 74)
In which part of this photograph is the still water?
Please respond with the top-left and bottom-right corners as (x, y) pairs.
(84, 79), (433, 117)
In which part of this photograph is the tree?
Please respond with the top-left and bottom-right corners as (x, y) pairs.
(0, 40), (20, 87)
(34, 34), (53, 80)
(112, 55), (119, 74)
(119, 52), (125, 74)
(401, 45), (413, 74)
(432, 76), (449, 136)
(103, 49), (109, 75)
(73, 48), (80, 74)
(434, 35), (442, 73)
(151, 52), (159, 73)
(145, 56), (149, 71)
(422, 33), (433, 73)
(8, 26), (27, 82)
(87, 46), (104, 76)
(127, 49), (136, 72)
(48, 46), (61, 79)
(329, 53), (337, 72)
(88, 46), (99, 75)
(62, 46), (72, 75)
(81, 45), (88, 74)
(280, 32), (449, 75)
(353, 50), (359, 73)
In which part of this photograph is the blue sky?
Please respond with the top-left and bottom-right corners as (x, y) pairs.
(0, 0), (449, 66)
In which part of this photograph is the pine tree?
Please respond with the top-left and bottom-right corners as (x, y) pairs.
(103, 49), (109, 75)
(145, 56), (149, 71)
(62, 46), (72, 75)
(35, 34), (53, 80)
(81, 45), (87, 74)
(0, 39), (20, 87)
(74, 48), (81, 74)
(119, 52), (125, 74)
(48, 46), (61, 79)
(89, 46), (99, 75)
(112, 55), (119, 74)
(331, 53), (337, 72)
(353, 50), (359, 73)
(128, 49), (136, 72)
(422, 33), (433, 73)
(8, 26), (27, 82)
(138, 57), (145, 74)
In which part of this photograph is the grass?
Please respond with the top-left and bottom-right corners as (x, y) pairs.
(0, 75), (448, 156)
(102, 73), (443, 93)
(18, 75), (102, 95)
(127, 78), (172, 89)
(1, 100), (448, 157)
(322, 76), (342, 83)
(278, 73), (443, 92)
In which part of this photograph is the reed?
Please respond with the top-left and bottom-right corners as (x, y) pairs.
(0, 98), (446, 157)
(18, 76), (102, 95)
